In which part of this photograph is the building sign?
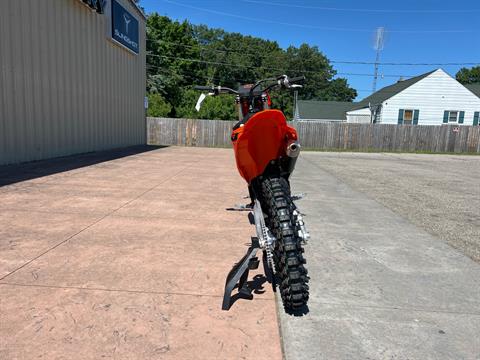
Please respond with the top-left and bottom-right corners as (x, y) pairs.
(81, 0), (106, 14)
(111, 0), (139, 54)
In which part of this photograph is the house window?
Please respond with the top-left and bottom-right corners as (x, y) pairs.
(443, 110), (465, 124)
(448, 111), (458, 123)
(403, 110), (414, 125)
(398, 109), (418, 125)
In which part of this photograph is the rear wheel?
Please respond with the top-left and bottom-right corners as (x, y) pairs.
(261, 177), (309, 310)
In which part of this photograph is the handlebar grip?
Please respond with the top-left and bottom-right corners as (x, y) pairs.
(289, 76), (306, 84)
(194, 85), (214, 91)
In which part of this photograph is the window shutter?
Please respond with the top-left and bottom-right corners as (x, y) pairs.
(459, 111), (465, 124)
(443, 111), (449, 124)
(474, 112), (479, 126)
(398, 109), (404, 124)
(413, 110), (419, 125)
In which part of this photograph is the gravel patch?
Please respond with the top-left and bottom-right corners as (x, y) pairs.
(302, 152), (480, 262)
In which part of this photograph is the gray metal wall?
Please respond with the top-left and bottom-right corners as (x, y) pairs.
(0, 0), (146, 165)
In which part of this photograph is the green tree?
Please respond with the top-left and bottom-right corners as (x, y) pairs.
(147, 93), (171, 117)
(321, 78), (357, 101)
(176, 89), (237, 120)
(456, 66), (480, 84)
(146, 15), (357, 120)
(146, 14), (201, 116)
(271, 44), (356, 116)
(284, 44), (357, 101)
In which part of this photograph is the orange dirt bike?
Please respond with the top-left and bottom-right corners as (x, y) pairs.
(195, 75), (310, 312)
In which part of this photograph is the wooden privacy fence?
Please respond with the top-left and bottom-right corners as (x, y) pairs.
(147, 117), (480, 153)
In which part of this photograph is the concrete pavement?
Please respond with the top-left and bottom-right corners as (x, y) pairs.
(1, 146), (479, 360)
(0, 146), (281, 360)
(278, 153), (480, 360)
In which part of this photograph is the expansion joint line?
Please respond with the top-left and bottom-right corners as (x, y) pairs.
(0, 164), (192, 281)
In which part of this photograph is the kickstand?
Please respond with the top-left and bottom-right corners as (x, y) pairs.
(222, 237), (261, 310)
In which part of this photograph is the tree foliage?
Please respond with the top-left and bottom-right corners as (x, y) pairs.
(146, 14), (357, 120)
(456, 66), (480, 85)
(176, 90), (237, 120)
(147, 93), (171, 117)
(146, 14), (201, 117)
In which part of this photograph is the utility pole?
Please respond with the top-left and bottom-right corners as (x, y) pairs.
(372, 27), (385, 93)
(293, 90), (300, 120)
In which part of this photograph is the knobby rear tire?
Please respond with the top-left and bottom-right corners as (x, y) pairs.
(261, 177), (309, 310)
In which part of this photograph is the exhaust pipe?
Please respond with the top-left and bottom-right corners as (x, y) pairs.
(284, 141), (301, 175)
(286, 141), (301, 158)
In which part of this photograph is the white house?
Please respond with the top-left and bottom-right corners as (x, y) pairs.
(347, 69), (480, 126)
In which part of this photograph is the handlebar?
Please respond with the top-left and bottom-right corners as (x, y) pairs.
(194, 75), (305, 96)
(261, 75), (306, 93)
(288, 75), (306, 84)
(193, 85), (238, 95)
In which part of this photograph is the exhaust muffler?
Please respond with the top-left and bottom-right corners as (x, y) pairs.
(286, 141), (301, 158)
(284, 141), (301, 174)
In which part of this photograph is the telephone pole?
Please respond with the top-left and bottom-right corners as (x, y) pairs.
(293, 90), (300, 120)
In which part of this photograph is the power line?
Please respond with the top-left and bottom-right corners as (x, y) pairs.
(146, 38), (283, 63)
(147, 64), (363, 98)
(147, 64), (364, 99)
(331, 61), (479, 66)
(147, 53), (416, 78)
(146, 64), (251, 84)
(146, 38), (479, 67)
(147, 64), (471, 98)
(161, 0), (370, 32)
(161, 0), (478, 34)
(241, 0), (480, 14)
(147, 64), (477, 102)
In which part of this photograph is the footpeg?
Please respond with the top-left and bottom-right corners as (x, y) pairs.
(238, 284), (254, 299)
(226, 203), (253, 211)
(248, 257), (260, 270)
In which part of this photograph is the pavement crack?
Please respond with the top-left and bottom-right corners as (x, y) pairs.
(0, 282), (276, 302)
(0, 165), (192, 282)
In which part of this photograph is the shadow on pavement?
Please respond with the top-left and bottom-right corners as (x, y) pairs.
(284, 304), (310, 317)
(229, 274), (269, 307)
(0, 145), (168, 187)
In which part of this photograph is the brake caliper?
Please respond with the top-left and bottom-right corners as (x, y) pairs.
(293, 208), (310, 244)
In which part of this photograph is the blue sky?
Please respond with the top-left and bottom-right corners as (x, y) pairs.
(140, 0), (480, 100)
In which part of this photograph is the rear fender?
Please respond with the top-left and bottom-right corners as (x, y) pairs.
(231, 110), (298, 183)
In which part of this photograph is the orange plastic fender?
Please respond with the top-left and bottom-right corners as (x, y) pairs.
(231, 109), (298, 184)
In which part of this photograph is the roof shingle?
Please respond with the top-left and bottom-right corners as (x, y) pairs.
(297, 100), (356, 121)
(465, 84), (480, 98)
